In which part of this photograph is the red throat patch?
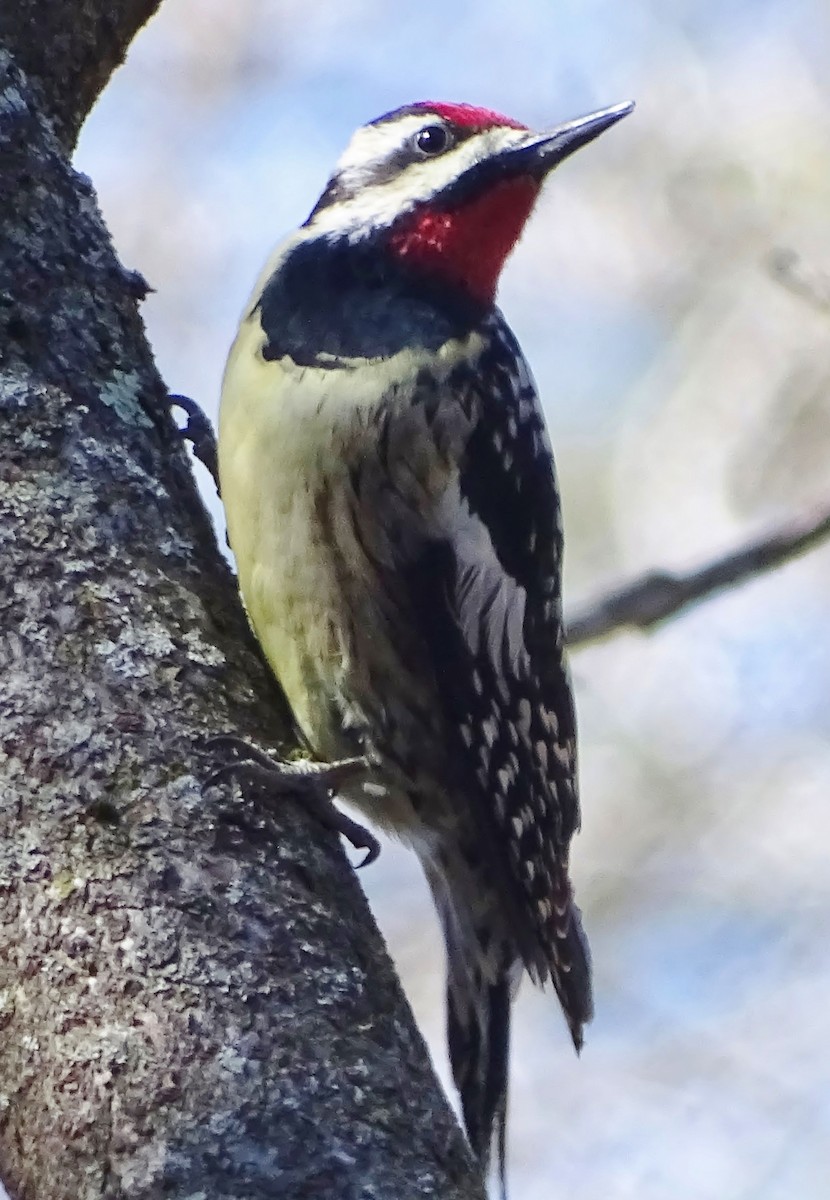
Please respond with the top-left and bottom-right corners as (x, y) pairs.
(387, 176), (540, 305)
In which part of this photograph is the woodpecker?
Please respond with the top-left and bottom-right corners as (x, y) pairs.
(218, 98), (633, 1185)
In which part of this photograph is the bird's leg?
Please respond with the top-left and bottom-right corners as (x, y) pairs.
(170, 393), (220, 491)
(203, 735), (380, 867)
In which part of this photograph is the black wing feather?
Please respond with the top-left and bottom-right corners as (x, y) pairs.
(404, 315), (592, 1036)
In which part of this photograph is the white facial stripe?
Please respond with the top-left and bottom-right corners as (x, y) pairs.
(307, 120), (535, 240)
(335, 115), (432, 178)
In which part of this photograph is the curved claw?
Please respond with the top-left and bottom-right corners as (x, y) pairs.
(202, 737), (379, 865)
(170, 393), (219, 489)
(332, 811), (381, 867)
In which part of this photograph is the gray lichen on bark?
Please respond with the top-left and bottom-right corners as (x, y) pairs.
(0, 18), (483, 1200)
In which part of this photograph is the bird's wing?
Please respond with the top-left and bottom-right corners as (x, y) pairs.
(394, 316), (592, 1038)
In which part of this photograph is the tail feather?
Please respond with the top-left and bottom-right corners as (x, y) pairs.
(426, 859), (519, 1187)
(447, 968), (513, 1193)
(425, 854), (592, 1195)
(551, 898), (593, 1051)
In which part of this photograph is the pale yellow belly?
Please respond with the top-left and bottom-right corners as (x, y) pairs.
(217, 309), (470, 837)
(223, 456), (355, 759)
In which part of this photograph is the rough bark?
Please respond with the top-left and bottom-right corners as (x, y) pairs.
(0, 0), (158, 152)
(0, 8), (483, 1200)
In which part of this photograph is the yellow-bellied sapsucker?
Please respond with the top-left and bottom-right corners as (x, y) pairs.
(218, 98), (633, 1186)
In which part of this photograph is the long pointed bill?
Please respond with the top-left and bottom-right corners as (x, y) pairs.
(512, 100), (635, 176)
(386, 99), (635, 306)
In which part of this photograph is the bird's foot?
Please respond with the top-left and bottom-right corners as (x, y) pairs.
(171, 394), (220, 490)
(204, 735), (379, 867)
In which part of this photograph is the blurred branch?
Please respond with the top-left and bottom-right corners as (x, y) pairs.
(768, 248), (830, 314)
(567, 503), (830, 646)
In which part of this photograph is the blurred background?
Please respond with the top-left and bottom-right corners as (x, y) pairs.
(77, 2), (830, 1196)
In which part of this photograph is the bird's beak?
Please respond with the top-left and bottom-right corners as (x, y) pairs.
(509, 101), (635, 177)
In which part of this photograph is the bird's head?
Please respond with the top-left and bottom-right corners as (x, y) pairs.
(303, 99), (634, 306)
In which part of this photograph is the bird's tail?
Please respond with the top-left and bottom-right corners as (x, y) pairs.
(548, 895), (593, 1052)
(447, 953), (516, 1192)
(425, 860), (520, 1193)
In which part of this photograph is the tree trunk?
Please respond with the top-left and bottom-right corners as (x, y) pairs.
(0, 6), (483, 1198)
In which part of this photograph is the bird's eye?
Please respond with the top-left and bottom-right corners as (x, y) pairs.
(415, 124), (451, 156)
